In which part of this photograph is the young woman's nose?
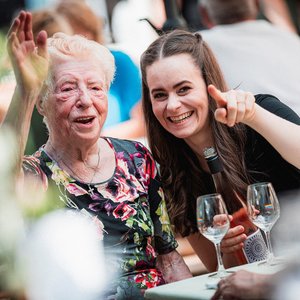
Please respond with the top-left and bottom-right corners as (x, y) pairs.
(167, 94), (181, 111)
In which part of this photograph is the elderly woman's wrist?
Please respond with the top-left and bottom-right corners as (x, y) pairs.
(16, 84), (41, 100)
(256, 273), (274, 299)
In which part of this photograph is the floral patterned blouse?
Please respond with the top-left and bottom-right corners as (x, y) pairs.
(23, 137), (178, 299)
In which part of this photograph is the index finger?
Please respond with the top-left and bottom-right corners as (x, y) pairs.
(211, 288), (222, 300)
(207, 84), (227, 108)
(213, 214), (229, 226)
(224, 225), (245, 238)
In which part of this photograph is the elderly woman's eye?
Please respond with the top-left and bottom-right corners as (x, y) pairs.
(61, 86), (75, 92)
(92, 86), (101, 91)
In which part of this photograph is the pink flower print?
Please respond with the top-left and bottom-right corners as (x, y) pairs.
(145, 238), (157, 259)
(101, 178), (139, 203)
(113, 202), (137, 221)
(79, 209), (107, 240)
(92, 216), (106, 240)
(66, 183), (88, 196)
(134, 270), (161, 289)
(145, 156), (156, 178)
(127, 173), (145, 194)
(117, 158), (131, 176)
(23, 156), (49, 190)
(116, 179), (133, 202)
(137, 158), (156, 187)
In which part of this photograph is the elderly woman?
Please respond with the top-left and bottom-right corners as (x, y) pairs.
(5, 11), (192, 299)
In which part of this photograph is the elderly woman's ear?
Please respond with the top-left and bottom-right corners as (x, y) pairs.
(36, 96), (45, 116)
(36, 84), (49, 116)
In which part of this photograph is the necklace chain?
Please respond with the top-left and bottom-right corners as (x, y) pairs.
(47, 141), (101, 195)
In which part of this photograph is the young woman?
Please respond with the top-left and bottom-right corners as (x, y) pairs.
(140, 29), (300, 271)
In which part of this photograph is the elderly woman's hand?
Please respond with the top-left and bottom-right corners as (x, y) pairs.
(211, 270), (271, 300)
(7, 11), (49, 93)
(207, 84), (256, 127)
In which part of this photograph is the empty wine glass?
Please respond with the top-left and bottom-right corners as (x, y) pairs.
(247, 182), (280, 265)
(196, 193), (230, 278)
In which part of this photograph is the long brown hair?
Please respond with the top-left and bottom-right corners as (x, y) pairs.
(141, 30), (251, 236)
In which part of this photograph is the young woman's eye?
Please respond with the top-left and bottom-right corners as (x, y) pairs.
(178, 86), (191, 94)
(153, 92), (167, 100)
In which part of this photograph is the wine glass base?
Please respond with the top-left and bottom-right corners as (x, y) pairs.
(205, 270), (235, 290)
(208, 270), (235, 279)
(258, 256), (285, 267)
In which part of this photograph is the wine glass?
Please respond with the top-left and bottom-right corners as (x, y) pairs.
(247, 182), (280, 265)
(196, 193), (230, 278)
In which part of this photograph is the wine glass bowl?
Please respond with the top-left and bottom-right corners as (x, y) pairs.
(199, 213), (229, 243)
(247, 182), (280, 264)
(197, 193), (230, 278)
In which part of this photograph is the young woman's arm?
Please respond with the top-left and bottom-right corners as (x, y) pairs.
(245, 104), (300, 168)
(208, 85), (300, 169)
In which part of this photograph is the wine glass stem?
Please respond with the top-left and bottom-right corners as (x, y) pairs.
(265, 230), (274, 262)
(215, 242), (226, 275)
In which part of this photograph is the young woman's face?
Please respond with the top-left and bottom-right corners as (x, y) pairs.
(146, 53), (211, 143)
(42, 58), (108, 145)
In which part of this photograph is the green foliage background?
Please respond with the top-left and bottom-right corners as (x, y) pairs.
(0, 30), (10, 80)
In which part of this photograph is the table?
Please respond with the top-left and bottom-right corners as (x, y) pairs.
(145, 260), (284, 300)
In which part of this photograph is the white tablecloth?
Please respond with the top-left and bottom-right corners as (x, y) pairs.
(145, 260), (284, 300)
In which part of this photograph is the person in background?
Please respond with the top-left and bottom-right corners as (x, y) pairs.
(31, 8), (73, 37)
(199, 0), (300, 116)
(261, 0), (299, 35)
(5, 11), (192, 299)
(140, 29), (300, 272)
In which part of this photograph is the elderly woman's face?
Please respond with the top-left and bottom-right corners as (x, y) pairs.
(43, 58), (108, 143)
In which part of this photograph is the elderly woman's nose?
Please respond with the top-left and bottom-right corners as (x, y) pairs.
(167, 94), (181, 111)
(76, 88), (92, 107)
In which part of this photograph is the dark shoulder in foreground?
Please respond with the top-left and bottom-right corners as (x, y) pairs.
(255, 94), (300, 124)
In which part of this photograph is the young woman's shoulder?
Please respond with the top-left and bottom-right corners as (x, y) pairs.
(255, 94), (300, 124)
